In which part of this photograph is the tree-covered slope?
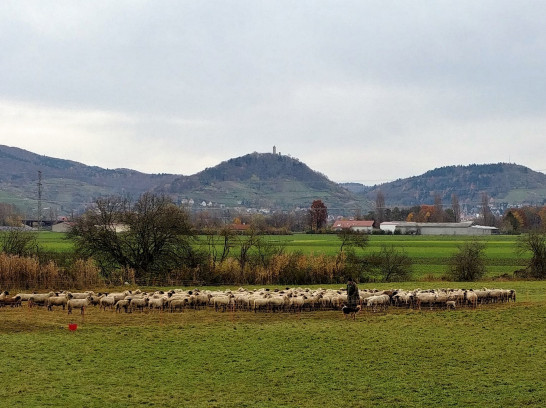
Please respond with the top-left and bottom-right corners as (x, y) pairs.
(360, 163), (546, 206)
(158, 152), (369, 211)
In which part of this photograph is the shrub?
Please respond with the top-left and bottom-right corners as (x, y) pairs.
(516, 231), (546, 279)
(367, 244), (413, 282)
(447, 240), (487, 281)
(0, 253), (60, 289)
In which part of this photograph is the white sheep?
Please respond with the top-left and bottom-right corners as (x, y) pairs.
(46, 295), (69, 311)
(169, 298), (188, 312)
(129, 297), (149, 312)
(115, 299), (131, 313)
(28, 292), (55, 307)
(148, 297), (166, 311)
(464, 290), (478, 308)
(67, 298), (89, 315)
(414, 292), (437, 310)
(66, 291), (95, 300)
(365, 294), (390, 312)
(213, 294), (234, 312)
(99, 296), (116, 310)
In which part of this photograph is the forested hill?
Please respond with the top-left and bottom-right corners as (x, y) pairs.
(0, 146), (369, 215)
(157, 152), (368, 211)
(348, 163), (546, 207)
(0, 145), (178, 213)
(3, 144), (542, 216)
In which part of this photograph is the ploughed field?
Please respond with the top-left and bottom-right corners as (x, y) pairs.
(1, 281), (545, 407)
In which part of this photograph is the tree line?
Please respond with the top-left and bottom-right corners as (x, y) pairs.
(1, 193), (546, 288)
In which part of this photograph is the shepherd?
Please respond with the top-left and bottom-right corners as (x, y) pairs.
(346, 277), (360, 309)
(342, 277), (361, 320)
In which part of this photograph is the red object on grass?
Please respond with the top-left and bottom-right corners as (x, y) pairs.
(68, 323), (78, 331)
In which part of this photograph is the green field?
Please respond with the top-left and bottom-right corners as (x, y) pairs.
(36, 232), (530, 280)
(1, 281), (544, 407)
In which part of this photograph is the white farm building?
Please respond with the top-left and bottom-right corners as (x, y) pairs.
(331, 220), (375, 233)
(379, 221), (498, 236)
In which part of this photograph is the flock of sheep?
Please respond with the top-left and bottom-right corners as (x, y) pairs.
(0, 286), (516, 315)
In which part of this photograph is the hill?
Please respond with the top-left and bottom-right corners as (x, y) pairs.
(353, 163), (546, 208)
(3, 144), (544, 217)
(0, 146), (370, 216)
(0, 145), (178, 215)
(156, 152), (369, 212)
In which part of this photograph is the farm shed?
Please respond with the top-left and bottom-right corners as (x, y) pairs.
(228, 223), (251, 233)
(379, 221), (498, 236)
(51, 221), (73, 233)
(331, 220), (374, 233)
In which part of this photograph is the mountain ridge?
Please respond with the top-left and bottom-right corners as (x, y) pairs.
(1, 144), (545, 217)
(0, 145), (369, 215)
(343, 162), (546, 208)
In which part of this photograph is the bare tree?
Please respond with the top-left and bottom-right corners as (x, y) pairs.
(0, 230), (39, 256)
(447, 240), (487, 281)
(516, 231), (546, 279)
(336, 229), (369, 253)
(375, 190), (385, 224)
(432, 193), (444, 222)
(481, 193), (495, 226)
(308, 200), (328, 232)
(368, 244), (412, 282)
(451, 194), (461, 222)
(69, 193), (196, 282)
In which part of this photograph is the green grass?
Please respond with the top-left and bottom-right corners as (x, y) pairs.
(36, 232), (530, 279)
(36, 231), (74, 252)
(1, 281), (545, 407)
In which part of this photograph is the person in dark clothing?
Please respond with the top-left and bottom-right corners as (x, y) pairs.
(346, 277), (360, 309)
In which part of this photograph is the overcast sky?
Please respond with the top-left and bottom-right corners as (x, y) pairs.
(1, 1), (545, 184)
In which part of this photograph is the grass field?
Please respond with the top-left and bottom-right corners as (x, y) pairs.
(1, 281), (544, 407)
(35, 232), (529, 279)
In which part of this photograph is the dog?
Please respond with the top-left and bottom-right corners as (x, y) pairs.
(341, 304), (361, 320)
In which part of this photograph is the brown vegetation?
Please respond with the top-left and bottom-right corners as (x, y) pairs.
(0, 253), (102, 290)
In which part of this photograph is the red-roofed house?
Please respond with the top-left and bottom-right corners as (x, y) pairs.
(331, 220), (375, 233)
(229, 223), (251, 233)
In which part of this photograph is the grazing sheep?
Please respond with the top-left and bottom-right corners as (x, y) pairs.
(508, 289), (516, 302)
(288, 295), (305, 313)
(15, 292), (37, 303)
(0, 285), (518, 316)
(88, 295), (102, 307)
(115, 299), (131, 313)
(130, 297), (149, 312)
(28, 292), (55, 307)
(0, 295), (22, 308)
(67, 298), (89, 315)
(99, 296), (116, 311)
(66, 291), (95, 300)
(392, 291), (412, 308)
(366, 294), (390, 312)
(268, 295), (288, 312)
(148, 297), (166, 311)
(414, 292), (437, 310)
(464, 290), (478, 308)
(169, 298), (188, 312)
(46, 295), (68, 311)
(213, 294), (235, 312)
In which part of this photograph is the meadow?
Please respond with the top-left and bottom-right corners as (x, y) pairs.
(0, 280), (544, 407)
(36, 232), (529, 279)
(2, 233), (540, 406)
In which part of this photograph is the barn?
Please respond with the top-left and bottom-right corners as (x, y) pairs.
(331, 220), (375, 233)
(379, 221), (498, 236)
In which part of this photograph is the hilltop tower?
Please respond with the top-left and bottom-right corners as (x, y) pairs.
(273, 145), (276, 155)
